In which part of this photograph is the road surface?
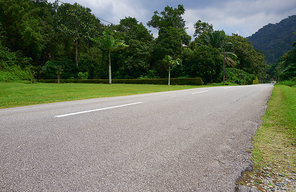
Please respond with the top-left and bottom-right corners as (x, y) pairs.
(0, 84), (273, 191)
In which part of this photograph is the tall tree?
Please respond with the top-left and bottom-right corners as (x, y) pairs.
(227, 34), (266, 78)
(147, 4), (191, 45)
(147, 4), (186, 30)
(92, 30), (127, 84)
(56, 2), (97, 67)
(189, 45), (223, 83)
(193, 20), (213, 37)
(152, 27), (182, 77)
(202, 31), (237, 85)
(112, 17), (153, 79)
(0, 0), (47, 61)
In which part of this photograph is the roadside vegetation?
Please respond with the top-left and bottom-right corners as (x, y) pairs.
(278, 77), (296, 87)
(238, 84), (296, 191)
(0, 1), (266, 85)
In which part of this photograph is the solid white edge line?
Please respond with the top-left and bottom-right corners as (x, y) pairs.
(191, 90), (209, 95)
(55, 102), (143, 118)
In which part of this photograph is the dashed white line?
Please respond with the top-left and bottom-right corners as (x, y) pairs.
(55, 102), (143, 118)
(191, 90), (209, 95)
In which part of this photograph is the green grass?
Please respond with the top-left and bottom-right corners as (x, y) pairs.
(0, 82), (203, 109)
(238, 84), (296, 188)
(252, 85), (296, 157)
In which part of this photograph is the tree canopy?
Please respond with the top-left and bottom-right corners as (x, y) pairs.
(194, 20), (213, 37)
(56, 2), (97, 67)
(0, 1), (270, 84)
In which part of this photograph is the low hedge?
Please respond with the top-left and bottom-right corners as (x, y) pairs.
(37, 78), (204, 85)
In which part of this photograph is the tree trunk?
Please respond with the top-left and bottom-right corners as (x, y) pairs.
(75, 40), (78, 68)
(168, 66), (171, 85)
(109, 52), (112, 84)
(223, 49), (225, 85)
(58, 74), (60, 84)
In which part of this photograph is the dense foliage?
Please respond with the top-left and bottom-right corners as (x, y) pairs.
(247, 15), (296, 64)
(268, 40), (296, 85)
(0, 0), (267, 84)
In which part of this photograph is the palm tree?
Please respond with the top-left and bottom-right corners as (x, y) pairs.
(163, 55), (179, 85)
(92, 30), (127, 84)
(201, 31), (237, 85)
(55, 65), (63, 84)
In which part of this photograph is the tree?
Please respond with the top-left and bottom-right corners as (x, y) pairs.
(189, 45), (223, 83)
(147, 4), (191, 45)
(152, 27), (182, 77)
(111, 17), (153, 79)
(227, 34), (266, 78)
(0, 0), (47, 61)
(92, 30), (127, 84)
(56, 2), (97, 67)
(154, 27), (182, 61)
(280, 45), (296, 80)
(117, 17), (153, 43)
(55, 65), (63, 83)
(193, 20), (213, 37)
(162, 55), (179, 85)
(202, 31), (237, 85)
(147, 4), (185, 30)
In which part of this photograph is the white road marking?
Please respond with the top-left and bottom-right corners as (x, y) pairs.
(191, 90), (209, 95)
(55, 102), (143, 118)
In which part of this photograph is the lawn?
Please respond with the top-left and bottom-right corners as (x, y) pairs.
(0, 82), (202, 109)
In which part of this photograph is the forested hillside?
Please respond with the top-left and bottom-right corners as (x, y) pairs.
(247, 15), (296, 64)
(0, 0), (266, 84)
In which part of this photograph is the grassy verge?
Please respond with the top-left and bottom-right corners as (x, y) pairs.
(0, 82), (203, 109)
(238, 85), (296, 191)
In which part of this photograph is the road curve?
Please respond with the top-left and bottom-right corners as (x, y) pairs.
(0, 84), (273, 191)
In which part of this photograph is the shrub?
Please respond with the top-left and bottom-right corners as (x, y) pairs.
(220, 68), (255, 85)
(77, 72), (89, 80)
(278, 78), (296, 87)
(0, 61), (31, 82)
(253, 76), (259, 84)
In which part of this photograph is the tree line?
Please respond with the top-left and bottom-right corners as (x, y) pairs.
(267, 34), (296, 83)
(0, 0), (267, 84)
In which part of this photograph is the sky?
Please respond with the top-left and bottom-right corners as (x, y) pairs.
(50, 0), (296, 38)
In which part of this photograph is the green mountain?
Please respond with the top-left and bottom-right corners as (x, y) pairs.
(247, 15), (296, 64)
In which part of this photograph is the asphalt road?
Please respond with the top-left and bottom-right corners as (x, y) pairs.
(0, 84), (273, 191)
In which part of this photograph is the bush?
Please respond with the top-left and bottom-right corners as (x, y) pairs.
(278, 77), (296, 87)
(77, 72), (89, 80)
(37, 78), (204, 85)
(0, 61), (31, 82)
(220, 68), (255, 85)
(253, 76), (259, 84)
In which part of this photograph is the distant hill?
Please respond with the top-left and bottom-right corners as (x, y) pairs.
(247, 15), (296, 64)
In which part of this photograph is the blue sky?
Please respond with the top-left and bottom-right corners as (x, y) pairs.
(51, 0), (296, 38)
